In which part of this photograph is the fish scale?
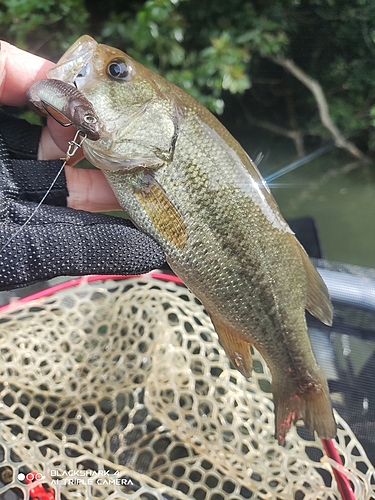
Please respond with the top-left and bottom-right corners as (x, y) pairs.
(45, 35), (336, 445)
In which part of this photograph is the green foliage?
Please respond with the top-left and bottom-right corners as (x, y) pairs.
(98, 0), (293, 113)
(291, 0), (375, 147)
(1, 0), (374, 154)
(101, 1), (244, 112)
(0, 0), (88, 59)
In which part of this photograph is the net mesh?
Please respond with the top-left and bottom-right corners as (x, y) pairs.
(0, 276), (373, 500)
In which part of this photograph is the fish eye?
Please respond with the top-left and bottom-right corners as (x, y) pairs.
(84, 114), (97, 124)
(107, 59), (131, 80)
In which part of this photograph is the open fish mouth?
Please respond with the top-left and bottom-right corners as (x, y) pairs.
(48, 35), (98, 85)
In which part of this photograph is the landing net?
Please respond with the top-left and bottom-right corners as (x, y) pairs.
(0, 275), (373, 499)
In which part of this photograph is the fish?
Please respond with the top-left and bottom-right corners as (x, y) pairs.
(27, 78), (101, 141)
(43, 35), (336, 444)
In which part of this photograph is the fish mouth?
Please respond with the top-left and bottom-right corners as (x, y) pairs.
(47, 36), (107, 142)
(71, 63), (93, 92)
(48, 35), (98, 85)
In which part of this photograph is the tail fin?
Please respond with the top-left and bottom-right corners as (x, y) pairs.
(272, 369), (337, 446)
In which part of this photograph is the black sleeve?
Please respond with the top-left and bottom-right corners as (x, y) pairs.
(0, 109), (68, 205)
(0, 111), (166, 291)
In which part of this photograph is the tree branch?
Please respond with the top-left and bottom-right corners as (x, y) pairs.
(269, 56), (371, 163)
(245, 114), (305, 158)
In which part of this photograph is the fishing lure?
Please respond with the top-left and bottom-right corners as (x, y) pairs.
(27, 78), (101, 141)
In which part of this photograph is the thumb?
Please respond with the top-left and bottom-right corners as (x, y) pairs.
(38, 116), (84, 165)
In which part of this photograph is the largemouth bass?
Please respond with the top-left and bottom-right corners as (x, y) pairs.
(46, 35), (336, 444)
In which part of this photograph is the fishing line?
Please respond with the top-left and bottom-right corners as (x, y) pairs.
(1, 130), (86, 252)
(265, 141), (335, 184)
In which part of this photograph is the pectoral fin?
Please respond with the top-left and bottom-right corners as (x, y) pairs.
(135, 173), (187, 250)
(209, 314), (252, 378)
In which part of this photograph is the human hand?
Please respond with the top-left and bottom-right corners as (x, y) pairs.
(0, 40), (120, 212)
(0, 41), (165, 291)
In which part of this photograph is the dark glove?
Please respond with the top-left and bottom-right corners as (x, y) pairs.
(0, 110), (166, 291)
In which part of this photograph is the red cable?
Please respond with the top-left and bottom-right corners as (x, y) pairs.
(321, 439), (356, 500)
(0, 272), (184, 313)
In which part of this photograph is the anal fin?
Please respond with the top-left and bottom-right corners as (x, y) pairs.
(209, 314), (252, 378)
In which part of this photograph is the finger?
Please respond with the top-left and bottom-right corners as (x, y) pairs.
(38, 116), (85, 164)
(0, 41), (119, 214)
(0, 42), (76, 160)
(0, 41), (55, 106)
(65, 165), (122, 212)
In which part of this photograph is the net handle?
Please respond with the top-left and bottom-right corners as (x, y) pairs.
(0, 272), (183, 313)
(322, 439), (356, 500)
